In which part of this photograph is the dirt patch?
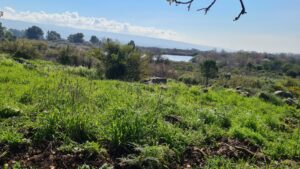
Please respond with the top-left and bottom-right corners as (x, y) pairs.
(0, 142), (108, 168)
(182, 138), (268, 168)
(164, 115), (182, 124)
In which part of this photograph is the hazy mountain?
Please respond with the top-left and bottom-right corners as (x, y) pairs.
(1, 19), (214, 51)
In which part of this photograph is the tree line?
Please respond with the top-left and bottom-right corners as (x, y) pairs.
(0, 24), (101, 45)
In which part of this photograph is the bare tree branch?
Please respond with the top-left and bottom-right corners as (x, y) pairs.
(234, 0), (247, 21)
(169, 0), (247, 21)
(197, 0), (216, 15)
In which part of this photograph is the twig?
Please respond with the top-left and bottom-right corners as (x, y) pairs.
(171, 0), (247, 21)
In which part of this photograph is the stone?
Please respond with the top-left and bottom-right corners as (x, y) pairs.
(284, 98), (297, 106)
(236, 86), (242, 91)
(274, 91), (293, 98)
(142, 77), (167, 84)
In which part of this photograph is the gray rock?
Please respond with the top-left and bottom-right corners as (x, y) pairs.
(274, 91), (293, 98)
(236, 86), (242, 91)
(224, 73), (231, 80)
(284, 98), (297, 106)
(142, 77), (167, 84)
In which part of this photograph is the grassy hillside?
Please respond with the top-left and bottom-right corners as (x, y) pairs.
(0, 54), (299, 168)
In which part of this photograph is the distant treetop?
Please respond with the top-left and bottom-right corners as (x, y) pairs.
(25, 26), (44, 40)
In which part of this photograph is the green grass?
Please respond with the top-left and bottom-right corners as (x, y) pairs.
(0, 55), (299, 168)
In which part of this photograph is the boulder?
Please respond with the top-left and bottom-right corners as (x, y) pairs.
(224, 73), (232, 80)
(274, 91), (293, 98)
(142, 77), (167, 84)
(236, 86), (242, 91)
(241, 91), (250, 97)
(284, 98), (297, 106)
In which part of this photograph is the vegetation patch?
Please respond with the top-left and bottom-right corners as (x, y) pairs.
(0, 107), (22, 119)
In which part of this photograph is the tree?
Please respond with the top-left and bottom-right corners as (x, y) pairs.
(0, 22), (5, 40)
(25, 26), (44, 40)
(0, 23), (16, 41)
(46, 31), (61, 41)
(128, 40), (136, 49)
(90, 35), (100, 45)
(9, 29), (25, 38)
(100, 40), (144, 81)
(68, 33), (84, 43)
(168, 0), (246, 21)
(200, 60), (218, 86)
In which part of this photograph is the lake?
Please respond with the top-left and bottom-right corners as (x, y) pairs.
(161, 54), (194, 62)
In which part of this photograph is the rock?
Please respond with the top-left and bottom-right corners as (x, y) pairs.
(274, 91), (293, 98)
(284, 98), (297, 106)
(241, 91), (250, 97)
(236, 86), (242, 91)
(224, 73), (232, 80)
(142, 77), (167, 84)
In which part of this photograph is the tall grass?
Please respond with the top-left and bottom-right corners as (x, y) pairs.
(0, 57), (299, 168)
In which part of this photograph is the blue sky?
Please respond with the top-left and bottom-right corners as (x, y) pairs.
(1, 0), (300, 53)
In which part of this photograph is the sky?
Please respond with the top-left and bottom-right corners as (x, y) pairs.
(0, 0), (300, 53)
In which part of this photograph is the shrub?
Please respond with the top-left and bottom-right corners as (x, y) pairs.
(59, 141), (104, 156)
(19, 92), (33, 104)
(205, 156), (234, 169)
(0, 130), (24, 148)
(66, 66), (98, 79)
(107, 108), (157, 149)
(120, 145), (176, 169)
(0, 58), (15, 67)
(178, 74), (198, 85)
(0, 40), (47, 59)
(0, 107), (22, 118)
(259, 92), (283, 106)
(230, 127), (266, 145)
(34, 111), (99, 143)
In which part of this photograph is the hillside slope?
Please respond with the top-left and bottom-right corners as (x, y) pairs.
(0, 55), (299, 168)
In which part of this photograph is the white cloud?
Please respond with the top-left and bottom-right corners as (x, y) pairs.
(2, 7), (182, 41)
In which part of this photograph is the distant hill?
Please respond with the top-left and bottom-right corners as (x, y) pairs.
(1, 19), (214, 51)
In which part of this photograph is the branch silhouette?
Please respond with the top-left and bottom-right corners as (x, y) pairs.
(169, 0), (247, 21)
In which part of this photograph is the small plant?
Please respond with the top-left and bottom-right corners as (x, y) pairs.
(120, 145), (176, 169)
(0, 130), (24, 148)
(34, 110), (99, 143)
(19, 92), (33, 104)
(230, 127), (266, 146)
(0, 107), (22, 118)
(204, 156), (234, 169)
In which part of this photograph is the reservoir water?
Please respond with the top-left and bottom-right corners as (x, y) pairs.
(161, 55), (193, 62)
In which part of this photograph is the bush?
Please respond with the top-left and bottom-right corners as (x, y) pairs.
(178, 74), (198, 85)
(0, 39), (47, 59)
(66, 66), (98, 79)
(120, 145), (176, 169)
(107, 108), (157, 149)
(230, 127), (266, 145)
(19, 92), (33, 104)
(259, 92), (283, 106)
(34, 110), (99, 143)
(0, 130), (24, 148)
(0, 107), (22, 118)
(0, 58), (15, 67)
